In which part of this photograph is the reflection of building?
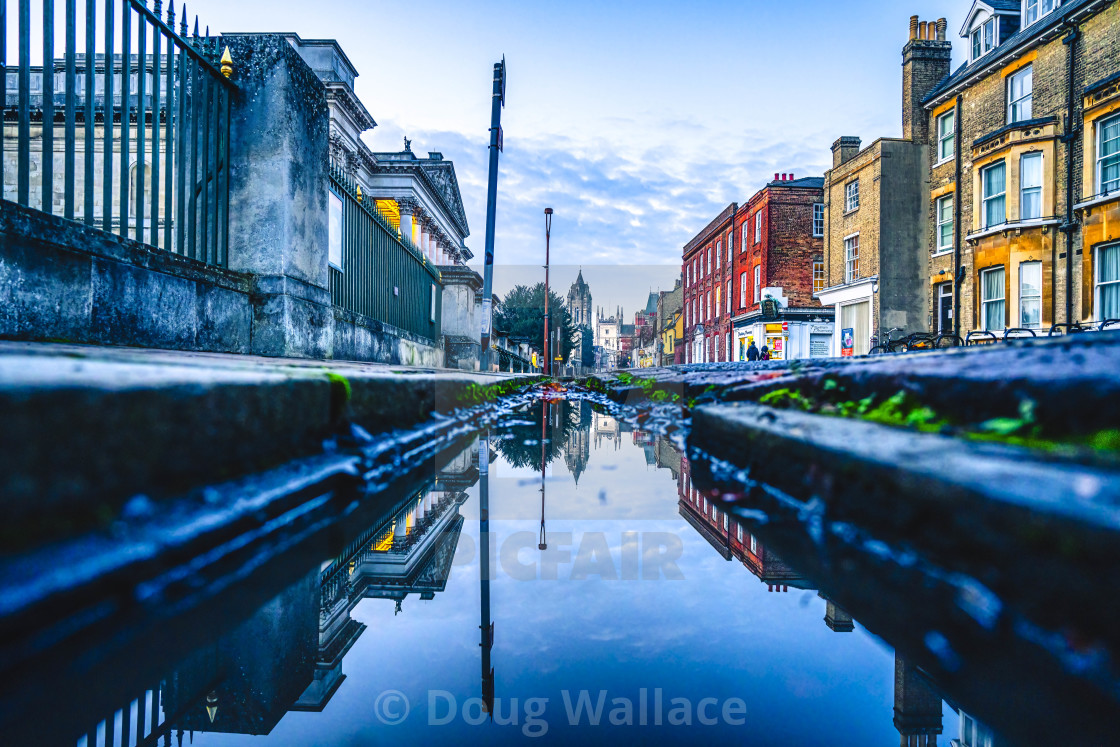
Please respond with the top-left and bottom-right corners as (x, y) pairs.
(894, 655), (944, 746)
(564, 400), (592, 484)
(952, 707), (1007, 747)
(593, 411), (622, 450)
(150, 442), (480, 738)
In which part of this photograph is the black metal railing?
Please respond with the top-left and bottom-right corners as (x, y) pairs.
(2, 0), (233, 266)
(328, 166), (443, 344)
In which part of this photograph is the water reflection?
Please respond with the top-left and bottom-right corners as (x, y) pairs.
(23, 394), (1028, 745)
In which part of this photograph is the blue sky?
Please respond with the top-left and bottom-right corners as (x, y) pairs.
(195, 0), (968, 315)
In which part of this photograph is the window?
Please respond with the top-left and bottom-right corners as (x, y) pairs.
(813, 260), (825, 293)
(938, 111), (955, 162)
(812, 203), (824, 237)
(1008, 65), (1033, 123)
(1019, 262), (1042, 328)
(981, 266), (1006, 330)
(736, 523), (743, 542)
(845, 180), (859, 212)
(727, 234), (733, 262)
(982, 161), (1007, 228)
(1020, 152), (1043, 220)
(754, 212), (762, 243)
(706, 249), (711, 274)
(753, 265), (761, 303)
(740, 272), (747, 307)
(741, 229), (748, 253)
(726, 280), (732, 314)
(1098, 112), (1120, 195)
(707, 291), (711, 319)
(844, 235), (860, 282)
(936, 195), (954, 253)
(1025, 0), (1058, 27)
(1097, 244), (1120, 320)
(971, 17), (997, 60)
(715, 286), (721, 316)
(716, 242), (721, 269)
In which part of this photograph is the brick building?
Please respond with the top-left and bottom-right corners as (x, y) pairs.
(682, 204), (737, 362)
(731, 174), (835, 361)
(918, 0), (1120, 337)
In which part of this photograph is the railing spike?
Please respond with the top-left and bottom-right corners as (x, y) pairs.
(154, 0), (163, 16)
(180, 4), (187, 34)
(167, 0), (175, 26)
(193, 16), (199, 39)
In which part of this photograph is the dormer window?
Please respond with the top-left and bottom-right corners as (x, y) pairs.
(1024, 0), (1058, 27)
(971, 17), (997, 60)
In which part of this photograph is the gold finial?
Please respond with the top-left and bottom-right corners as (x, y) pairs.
(220, 46), (233, 78)
(356, 184), (363, 202)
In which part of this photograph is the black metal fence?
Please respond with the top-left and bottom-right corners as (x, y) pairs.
(2, 0), (233, 266)
(328, 166), (443, 344)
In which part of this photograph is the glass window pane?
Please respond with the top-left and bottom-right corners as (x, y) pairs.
(984, 163), (1005, 196)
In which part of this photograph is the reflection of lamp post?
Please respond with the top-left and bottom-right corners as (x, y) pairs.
(543, 208), (553, 377)
(539, 398), (548, 550)
(479, 432), (495, 716)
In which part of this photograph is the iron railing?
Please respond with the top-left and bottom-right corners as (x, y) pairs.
(328, 165), (442, 344)
(2, 0), (233, 266)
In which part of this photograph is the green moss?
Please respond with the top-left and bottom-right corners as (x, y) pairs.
(325, 372), (352, 421)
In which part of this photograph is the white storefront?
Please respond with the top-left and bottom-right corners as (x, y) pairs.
(731, 288), (834, 361)
(815, 276), (878, 357)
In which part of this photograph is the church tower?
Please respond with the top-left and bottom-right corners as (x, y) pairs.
(567, 270), (593, 372)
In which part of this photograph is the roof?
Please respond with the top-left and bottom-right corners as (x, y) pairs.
(684, 203), (738, 254)
(926, 0), (1098, 106)
(766, 176), (825, 190)
(644, 292), (659, 315)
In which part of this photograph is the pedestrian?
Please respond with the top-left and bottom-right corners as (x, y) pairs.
(760, 345), (770, 361)
(746, 341), (760, 362)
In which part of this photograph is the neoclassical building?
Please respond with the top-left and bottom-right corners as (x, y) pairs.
(285, 35), (484, 369)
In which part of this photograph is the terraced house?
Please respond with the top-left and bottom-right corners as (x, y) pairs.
(921, 0), (1120, 337)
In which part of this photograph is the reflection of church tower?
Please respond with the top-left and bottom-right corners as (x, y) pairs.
(567, 270), (592, 371)
(894, 655), (944, 746)
(564, 401), (592, 484)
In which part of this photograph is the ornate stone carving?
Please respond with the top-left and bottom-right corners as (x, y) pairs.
(397, 196), (419, 214)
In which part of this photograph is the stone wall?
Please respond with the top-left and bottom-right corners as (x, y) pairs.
(0, 200), (253, 352)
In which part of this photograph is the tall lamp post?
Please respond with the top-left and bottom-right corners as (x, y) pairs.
(480, 58), (507, 373)
(543, 208), (553, 377)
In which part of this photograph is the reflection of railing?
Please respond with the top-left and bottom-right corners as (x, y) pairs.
(328, 165), (442, 343)
(3, 0), (233, 266)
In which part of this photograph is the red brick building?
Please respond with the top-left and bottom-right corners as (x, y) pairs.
(682, 204), (737, 363)
(730, 174), (835, 361)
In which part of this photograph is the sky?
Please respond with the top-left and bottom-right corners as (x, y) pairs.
(191, 0), (969, 317)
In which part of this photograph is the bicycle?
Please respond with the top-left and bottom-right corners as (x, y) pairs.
(869, 327), (905, 355)
(934, 333), (964, 348)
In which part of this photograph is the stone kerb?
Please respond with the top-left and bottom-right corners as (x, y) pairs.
(224, 34), (333, 359)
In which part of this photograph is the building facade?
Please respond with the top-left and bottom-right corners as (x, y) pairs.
(731, 174), (835, 361)
(918, 0), (1120, 337)
(682, 204), (736, 362)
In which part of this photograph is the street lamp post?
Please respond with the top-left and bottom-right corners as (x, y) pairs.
(543, 208), (553, 377)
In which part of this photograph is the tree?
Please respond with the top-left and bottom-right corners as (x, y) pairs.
(493, 283), (575, 363)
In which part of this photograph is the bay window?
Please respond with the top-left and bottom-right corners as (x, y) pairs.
(981, 266), (1006, 331)
(982, 161), (1006, 228)
(1020, 152), (1042, 220)
(1019, 261), (1042, 329)
(1097, 244), (1120, 320)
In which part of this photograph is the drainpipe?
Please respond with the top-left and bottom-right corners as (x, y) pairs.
(953, 94), (964, 339)
(1062, 21), (1081, 325)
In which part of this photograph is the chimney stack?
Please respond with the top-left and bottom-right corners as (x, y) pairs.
(902, 16), (953, 143)
(831, 137), (862, 168)
(774, 172), (780, 181)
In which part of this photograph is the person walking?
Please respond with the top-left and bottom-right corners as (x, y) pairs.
(746, 341), (760, 362)
(760, 345), (770, 361)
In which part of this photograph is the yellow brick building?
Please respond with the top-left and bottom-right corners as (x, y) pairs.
(920, 0), (1120, 336)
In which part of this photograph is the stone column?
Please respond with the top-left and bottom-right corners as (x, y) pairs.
(224, 34), (332, 359)
(398, 197), (417, 248)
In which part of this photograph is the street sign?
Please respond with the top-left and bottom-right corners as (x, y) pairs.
(782, 322), (789, 332)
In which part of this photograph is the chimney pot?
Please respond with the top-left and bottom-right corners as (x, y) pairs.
(920, 21), (929, 40)
(789, 172), (794, 180)
(774, 173), (780, 181)
(909, 15), (919, 40)
(936, 18), (947, 41)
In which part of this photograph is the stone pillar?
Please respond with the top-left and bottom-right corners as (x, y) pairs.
(398, 197), (416, 247)
(224, 34), (333, 359)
